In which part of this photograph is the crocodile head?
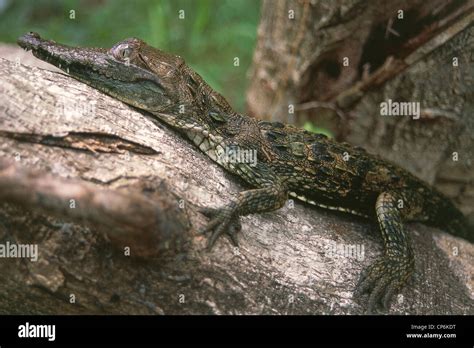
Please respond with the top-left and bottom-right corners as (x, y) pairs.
(17, 32), (233, 131)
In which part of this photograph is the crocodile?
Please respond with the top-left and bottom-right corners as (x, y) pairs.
(17, 32), (473, 313)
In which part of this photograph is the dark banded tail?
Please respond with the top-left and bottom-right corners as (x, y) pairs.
(428, 195), (474, 243)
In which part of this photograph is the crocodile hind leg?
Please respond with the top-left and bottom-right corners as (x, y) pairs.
(355, 191), (415, 313)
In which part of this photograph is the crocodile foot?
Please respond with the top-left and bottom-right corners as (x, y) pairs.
(198, 205), (242, 249)
(354, 255), (414, 314)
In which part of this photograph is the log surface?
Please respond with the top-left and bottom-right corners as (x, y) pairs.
(0, 54), (472, 314)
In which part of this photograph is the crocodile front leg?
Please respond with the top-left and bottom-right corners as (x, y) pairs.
(355, 191), (415, 313)
(200, 180), (288, 249)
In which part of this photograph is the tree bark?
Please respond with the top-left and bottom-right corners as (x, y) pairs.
(0, 53), (472, 314)
(247, 0), (474, 216)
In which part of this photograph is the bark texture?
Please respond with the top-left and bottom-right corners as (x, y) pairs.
(247, 0), (474, 216)
(0, 52), (472, 314)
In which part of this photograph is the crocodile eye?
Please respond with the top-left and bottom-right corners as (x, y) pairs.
(120, 47), (132, 58)
(111, 43), (133, 60)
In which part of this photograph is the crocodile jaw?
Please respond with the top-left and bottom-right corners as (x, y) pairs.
(17, 32), (172, 115)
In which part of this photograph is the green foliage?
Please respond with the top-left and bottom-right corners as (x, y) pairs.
(303, 122), (334, 138)
(0, 0), (260, 111)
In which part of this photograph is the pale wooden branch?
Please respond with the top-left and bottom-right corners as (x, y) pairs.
(0, 158), (187, 258)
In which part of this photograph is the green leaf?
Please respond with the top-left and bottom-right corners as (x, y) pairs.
(303, 122), (333, 138)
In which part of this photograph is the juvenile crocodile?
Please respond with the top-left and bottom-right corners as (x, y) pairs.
(17, 32), (473, 313)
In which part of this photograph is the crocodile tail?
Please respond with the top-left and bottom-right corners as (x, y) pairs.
(430, 198), (474, 243)
(443, 215), (474, 243)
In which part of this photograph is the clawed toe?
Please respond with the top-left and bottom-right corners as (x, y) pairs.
(226, 218), (242, 247)
(198, 205), (241, 249)
(354, 256), (413, 314)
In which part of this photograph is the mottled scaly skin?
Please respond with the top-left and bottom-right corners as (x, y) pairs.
(18, 33), (473, 313)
